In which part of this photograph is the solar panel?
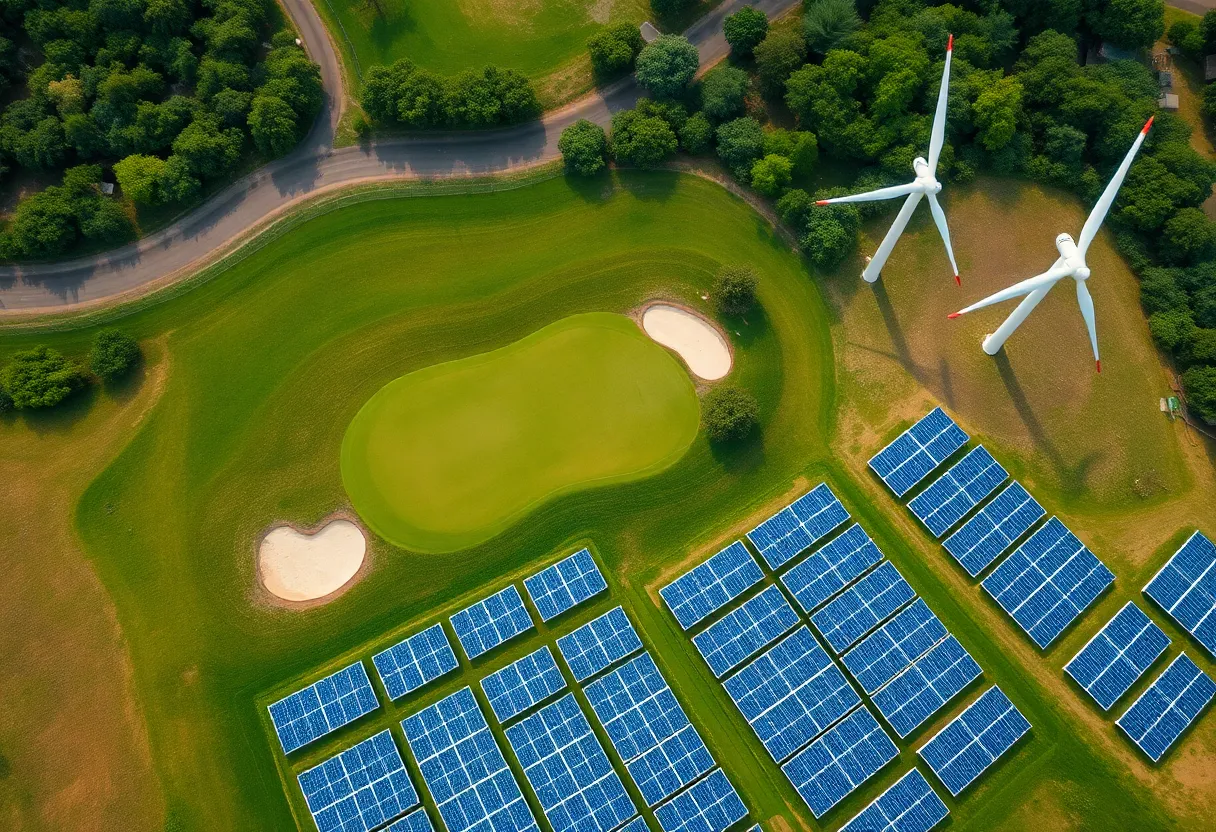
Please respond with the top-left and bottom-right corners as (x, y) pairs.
(782, 706), (900, 818)
(841, 599), (948, 695)
(942, 482), (1044, 578)
(372, 623), (459, 701)
(653, 769), (748, 832)
(811, 561), (917, 654)
(269, 662), (380, 754)
(1065, 602), (1171, 711)
(868, 408), (969, 498)
(872, 636), (982, 738)
(917, 686), (1030, 796)
(557, 606), (644, 683)
(839, 768), (949, 832)
(908, 447), (1008, 538)
(384, 809), (434, 832)
(981, 517), (1115, 649)
(505, 693), (637, 832)
(746, 484), (851, 569)
(692, 585), (800, 678)
(523, 548), (608, 622)
(618, 819), (649, 832)
(627, 723), (715, 806)
(401, 687), (539, 832)
(584, 652), (693, 763)
(1143, 531), (1216, 657)
(781, 524), (884, 614)
(297, 729), (418, 832)
(660, 541), (765, 631)
(723, 627), (860, 762)
(481, 645), (567, 723)
(450, 584), (535, 660)
(1116, 653), (1216, 762)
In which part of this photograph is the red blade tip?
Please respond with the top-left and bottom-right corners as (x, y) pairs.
(1142, 116), (1154, 135)
(947, 34), (953, 51)
(815, 200), (829, 206)
(1096, 360), (1102, 373)
(954, 274), (961, 287)
(947, 312), (961, 319)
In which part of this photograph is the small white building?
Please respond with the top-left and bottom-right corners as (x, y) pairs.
(1158, 93), (1180, 111)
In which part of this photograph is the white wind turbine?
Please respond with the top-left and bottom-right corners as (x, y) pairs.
(816, 35), (959, 285)
(948, 117), (1154, 372)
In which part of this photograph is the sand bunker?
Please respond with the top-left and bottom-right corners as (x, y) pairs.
(258, 519), (366, 602)
(642, 304), (732, 380)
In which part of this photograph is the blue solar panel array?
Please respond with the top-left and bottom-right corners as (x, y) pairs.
(617, 820), (649, 832)
(653, 769), (748, 832)
(781, 524), (883, 614)
(505, 693), (637, 832)
(1144, 531), (1216, 657)
(811, 561), (917, 654)
(1117, 653), (1216, 762)
(627, 723), (715, 806)
(723, 627), (860, 762)
(660, 541), (764, 631)
(450, 585), (535, 660)
(1065, 602), (1171, 711)
(372, 624), (459, 701)
(841, 599), (948, 695)
(692, 585), (800, 678)
(269, 662), (379, 754)
(384, 808), (434, 832)
(401, 687), (539, 832)
(942, 482), (1044, 578)
(481, 645), (567, 723)
(782, 705), (900, 818)
(981, 517), (1115, 649)
(839, 769), (949, 832)
(908, 446), (1008, 538)
(872, 636), (982, 738)
(746, 484), (851, 569)
(917, 686), (1031, 797)
(556, 606), (643, 683)
(297, 729), (418, 832)
(868, 408), (969, 498)
(523, 548), (608, 622)
(584, 653), (697, 764)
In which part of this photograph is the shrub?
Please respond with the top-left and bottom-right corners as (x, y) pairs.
(1204, 83), (1216, 124)
(701, 66), (751, 123)
(800, 189), (861, 269)
(716, 117), (766, 179)
(724, 6), (769, 57)
(776, 188), (814, 228)
(750, 154), (793, 196)
(0, 384), (12, 414)
(1183, 365), (1216, 424)
(610, 108), (678, 167)
(587, 23), (644, 76)
(0, 346), (86, 410)
(90, 330), (142, 382)
(713, 265), (759, 316)
(1168, 20), (1205, 62)
(803, 0), (861, 56)
(754, 27), (807, 97)
(635, 35), (700, 99)
(559, 120), (609, 176)
(702, 386), (760, 443)
(679, 112), (714, 154)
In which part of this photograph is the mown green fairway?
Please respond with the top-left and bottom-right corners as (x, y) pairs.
(342, 312), (699, 552)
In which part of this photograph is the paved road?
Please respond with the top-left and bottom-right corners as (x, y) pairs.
(0, 0), (799, 314)
(1172, 0), (1215, 16)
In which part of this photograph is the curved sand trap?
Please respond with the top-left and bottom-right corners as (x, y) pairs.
(642, 304), (732, 380)
(258, 520), (366, 602)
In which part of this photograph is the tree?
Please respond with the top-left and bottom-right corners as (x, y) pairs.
(700, 66), (750, 122)
(610, 108), (678, 167)
(1163, 208), (1216, 264)
(776, 188), (815, 229)
(803, 0), (861, 56)
(754, 27), (807, 97)
(679, 112), (714, 154)
(750, 154), (793, 196)
(800, 188), (861, 269)
(763, 129), (817, 177)
(559, 120), (608, 176)
(0, 346), (86, 410)
(702, 386), (760, 443)
(973, 77), (1024, 151)
(587, 23), (643, 76)
(1182, 365), (1216, 424)
(1168, 21), (1205, 62)
(1203, 9), (1216, 52)
(249, 95), (299, 158)
(0, 384), (12, 414)
(1088, 0), (1165, 51)
(716, 117), (766, 179)
(724, 6), (769, 57)
(172, 116), (243, 178)
(651, 0), (695, 14)
(713, 265), (759, 316)
(1203, 83), (1216, 124)
(114, 154), (167, 204)
(157, 155), (201, 203)
(635, 35), (700, 99)
(90, 330), (142, 382)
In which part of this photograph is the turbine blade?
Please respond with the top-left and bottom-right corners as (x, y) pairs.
(1076, 279), (1100, 371)
(1077, 117), (1153, 258)
(926, 193), (960, 283)
(928, 34), (953, 174)
(816, 182), (919, 205)
(950, 263), (1072, 317)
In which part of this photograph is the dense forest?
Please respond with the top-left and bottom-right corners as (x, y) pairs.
(0, 0), (322, 260)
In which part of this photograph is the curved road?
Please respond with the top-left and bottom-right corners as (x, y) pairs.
(0, 0), (799, 313)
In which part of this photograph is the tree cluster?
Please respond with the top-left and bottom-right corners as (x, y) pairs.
(360, 59), (539, 129)
(0, 328), (139, 412)
(0, 0), (322, 260)
(587, 22), (643, 78)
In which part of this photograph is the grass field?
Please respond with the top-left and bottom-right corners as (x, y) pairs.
(341, 311), (699, 552)
(0, 171), (1214, 832)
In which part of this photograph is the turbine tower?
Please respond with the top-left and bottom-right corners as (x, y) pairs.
(948, 117), (1154, 372)
(816, 35), (959, 285)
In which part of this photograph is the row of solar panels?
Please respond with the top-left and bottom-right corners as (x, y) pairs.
(268, 548), (608, 755)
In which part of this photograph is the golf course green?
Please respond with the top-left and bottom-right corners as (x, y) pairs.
(341, 312), (699, 552)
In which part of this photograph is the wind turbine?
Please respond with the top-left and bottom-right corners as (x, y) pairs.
(947, 117), (1154, 372)
(816, 35), (959, 285)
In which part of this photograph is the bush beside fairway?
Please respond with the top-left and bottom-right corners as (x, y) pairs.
(341, 312), (699, 552)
